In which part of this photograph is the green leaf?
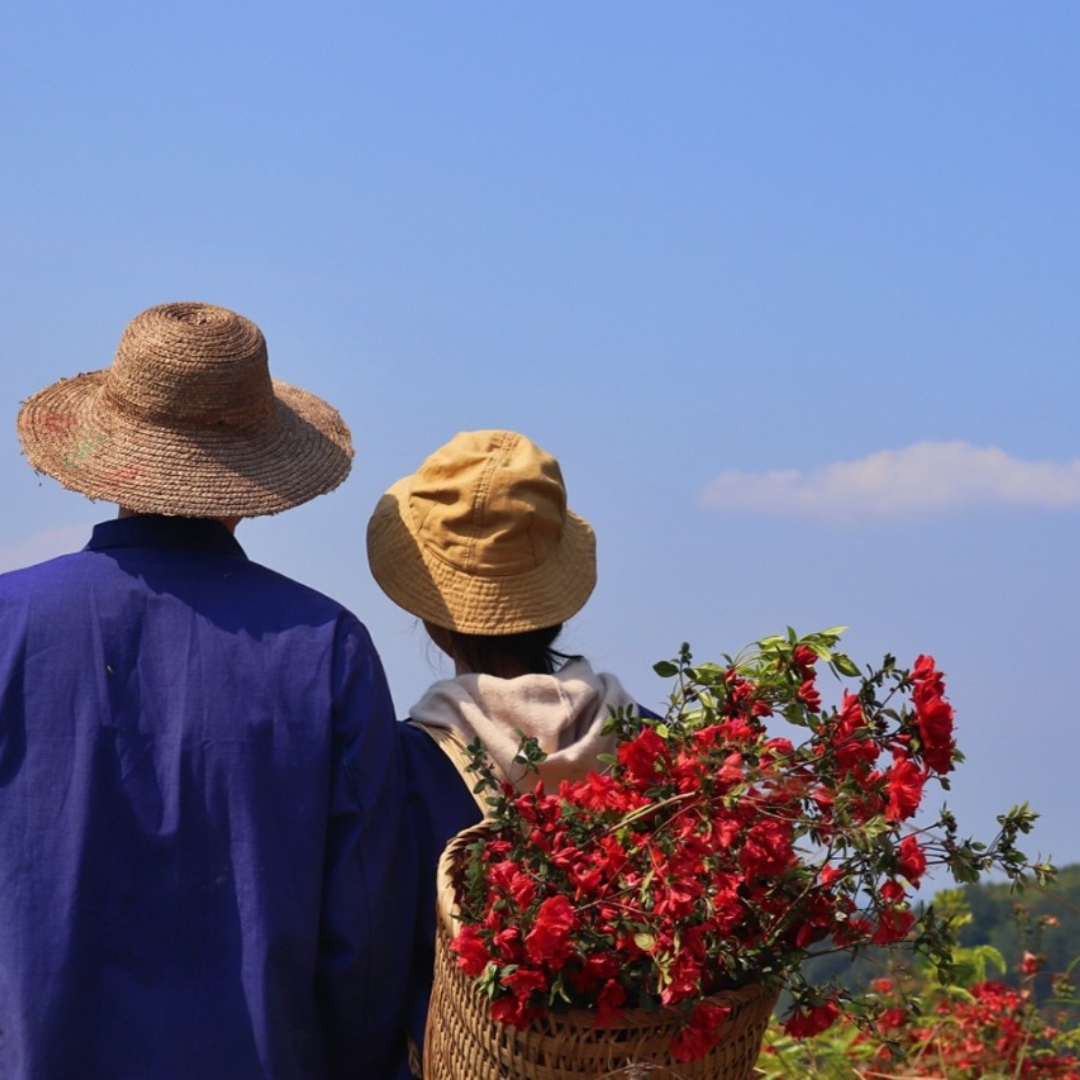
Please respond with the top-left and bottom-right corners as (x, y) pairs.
(831, 654), (861, 677)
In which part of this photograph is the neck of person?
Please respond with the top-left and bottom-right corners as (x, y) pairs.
(423, 620), (554, 679)
(117, 506), (241, 534)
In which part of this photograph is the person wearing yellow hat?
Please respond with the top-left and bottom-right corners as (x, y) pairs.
(367, 428), (642, 1073)
(3, 302), (412, 1078)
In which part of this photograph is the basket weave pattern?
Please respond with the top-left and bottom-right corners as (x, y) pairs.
(424, 829), (778, 1080)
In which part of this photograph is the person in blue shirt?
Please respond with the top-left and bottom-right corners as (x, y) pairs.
(366, 429), (643, 1073)
(2, 303), (412, 1079)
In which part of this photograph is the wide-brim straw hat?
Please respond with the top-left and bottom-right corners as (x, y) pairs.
(367, 429), (596, 635)
(17, 302), (354, 517)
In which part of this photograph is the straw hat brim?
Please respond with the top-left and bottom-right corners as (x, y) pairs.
(367, 476), (597, 636)
(17, 369), (353, 517)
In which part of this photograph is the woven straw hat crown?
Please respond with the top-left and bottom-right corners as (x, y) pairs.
(17, 302), (353, 517)
(367, 430), (596, 635)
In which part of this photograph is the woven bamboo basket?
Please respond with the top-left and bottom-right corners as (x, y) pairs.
(424, 827), (778, 1080)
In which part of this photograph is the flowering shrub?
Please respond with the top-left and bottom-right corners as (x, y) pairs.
(447, 629), (1053, 1063)
(874, 977), (1079, 1078)
(759, 892), (1080, 1078)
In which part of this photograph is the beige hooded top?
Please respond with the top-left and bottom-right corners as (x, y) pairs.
(408, 659), (637, 807)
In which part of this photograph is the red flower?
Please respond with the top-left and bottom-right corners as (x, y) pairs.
(567, 860), (605, 900)
(782, 998), (840, 1038)
(879, 879), (907, 904)
(524, 895), (577, 967)
(739, 817), (796, 877)
(897, 834), (927, 886)
(567, 953), (620, 995)
(493, 926), (523, 962)
(489, 860), (540, 909)
(617, 727), (670, 783)
(720, 751), (746, 782)
(670, 1002), (731, 1062)
(830, 692), (881, 773)
(797, 677), (822, 713)
(660, 947), (706, 1006)
(885, 753), (925, 822)
(594, 977), (628, 1027)
(762, 737), (795, 760)
(819, 864), (844, 888)
(501, 965), (548, 1001)
(836, 691), (863, 731)
(878, 1006), (907, 1031)
(911, 654), (955, 773)
(872, 904), (915, 945)
(450, 924), (491, 977)
(1020, 950), (1042, 977)
(490, 993), (542, 1030)
(569, 771), (648, 815)
(911, 654), (938, 681)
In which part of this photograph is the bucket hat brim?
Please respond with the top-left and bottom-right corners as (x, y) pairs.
(367, 474), (597, 636)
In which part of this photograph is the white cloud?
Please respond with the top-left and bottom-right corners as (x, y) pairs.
(698, 442), (1080, 523)
(0, 524), (94, 573)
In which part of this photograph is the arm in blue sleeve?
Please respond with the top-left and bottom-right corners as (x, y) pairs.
(317, 615), (415, 1080)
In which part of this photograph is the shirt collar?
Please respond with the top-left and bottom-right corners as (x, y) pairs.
(85, 515), (248, 559)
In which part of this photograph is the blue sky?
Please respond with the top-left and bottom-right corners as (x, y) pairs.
(2, 3), (1077, 870)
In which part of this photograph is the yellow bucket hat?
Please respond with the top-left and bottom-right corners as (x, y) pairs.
(366, 430), (596, 635)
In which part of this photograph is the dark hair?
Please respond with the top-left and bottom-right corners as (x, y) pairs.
(447, 624), (580, 678)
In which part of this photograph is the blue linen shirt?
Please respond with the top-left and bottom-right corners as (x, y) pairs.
(0, 515), (412, 1079)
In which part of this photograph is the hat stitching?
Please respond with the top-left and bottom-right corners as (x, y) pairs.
(464, 429), (516, 574)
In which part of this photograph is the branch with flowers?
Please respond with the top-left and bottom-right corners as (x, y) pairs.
(445, 628), (1055, 1065)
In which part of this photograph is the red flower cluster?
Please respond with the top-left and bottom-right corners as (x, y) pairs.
(447, 630), (1043, 1063)
(865, 975), (1079, 1079)
(912, 653), (956, 774)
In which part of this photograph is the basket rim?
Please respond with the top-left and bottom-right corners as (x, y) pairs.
(426, 899), (780, 1079)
